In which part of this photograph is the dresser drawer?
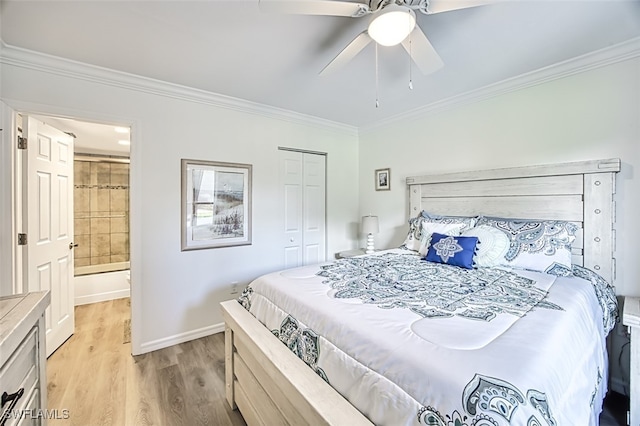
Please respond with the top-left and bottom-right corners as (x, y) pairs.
(0, 327), (39, 423)
(13, 389), (39, 426)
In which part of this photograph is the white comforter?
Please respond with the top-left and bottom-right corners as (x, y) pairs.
(239, 249), (615, 426)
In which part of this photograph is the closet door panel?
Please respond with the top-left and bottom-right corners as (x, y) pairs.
(280, 151), (303, 269)
(302, 153), (326, 265)
(279, 150), (326, 268)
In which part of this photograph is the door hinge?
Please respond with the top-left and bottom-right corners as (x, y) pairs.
(17, 233), (27, 245)
(17, 136), (27, 150)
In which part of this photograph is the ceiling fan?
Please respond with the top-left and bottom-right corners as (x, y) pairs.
(259, 0), (494, 76)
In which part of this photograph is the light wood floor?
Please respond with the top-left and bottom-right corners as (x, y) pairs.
(46, 298), (246, 426)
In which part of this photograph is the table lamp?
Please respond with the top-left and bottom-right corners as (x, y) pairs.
(362, 215), (379, 254)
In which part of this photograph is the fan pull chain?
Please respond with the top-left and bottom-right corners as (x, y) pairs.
(375, 43), (380, 108)
(408, 36), (414, 90)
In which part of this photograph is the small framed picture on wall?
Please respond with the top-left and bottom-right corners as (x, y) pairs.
(375, 168), (390, 191)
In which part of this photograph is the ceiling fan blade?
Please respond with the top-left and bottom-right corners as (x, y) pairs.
(259, 0), (370, 17)
(320, 30), (372, 76)
(401, 27), (444, 75)
(424, 0), (496, 14)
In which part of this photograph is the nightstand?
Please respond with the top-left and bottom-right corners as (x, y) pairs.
(623, 296), (640, 426)
(335, 249), (367, 259)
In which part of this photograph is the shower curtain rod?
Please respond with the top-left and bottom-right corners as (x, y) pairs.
(75, 154), (130, 164)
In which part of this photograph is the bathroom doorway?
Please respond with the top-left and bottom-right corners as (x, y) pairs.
(31, 115), (132, 347)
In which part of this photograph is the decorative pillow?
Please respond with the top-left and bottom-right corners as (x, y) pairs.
(418, 222), (466, 257)
(425, 233), (479, 269)
(402, 214), (427, 251)
(402, 210), (477, 252)
(421, 211), (477, 232)
(475, 216), (578, 276)
(462, 225), (510, 268)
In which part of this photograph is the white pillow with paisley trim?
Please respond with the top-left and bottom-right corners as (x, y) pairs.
(474, 217), (578, 276)
(402, 214), (426, 251)
(402, 211), (477, 252)
(462, 225), (510, 267)
(421, 211), (477, 232)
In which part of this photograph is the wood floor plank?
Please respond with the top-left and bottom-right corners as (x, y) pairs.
(125, 351), (163, 426)
(46, 332), (79, 408)
(88, 346), (127, 426)
(176, 339), (245, 426)
(46, 298), (246, 426)
(156, 364), (188, 426)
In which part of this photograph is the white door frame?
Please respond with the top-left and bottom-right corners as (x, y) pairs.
(1, 99), (142, 355)
(0, 102), (18, 296)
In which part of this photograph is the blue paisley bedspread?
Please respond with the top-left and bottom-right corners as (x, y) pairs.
(239, 249), (617, 426)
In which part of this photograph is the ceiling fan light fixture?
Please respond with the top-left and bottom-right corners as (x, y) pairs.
(367, 5), (416, 47)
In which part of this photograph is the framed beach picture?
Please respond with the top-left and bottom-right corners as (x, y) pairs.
(181, 159), (252, 250)
(375, 168), (390, 191)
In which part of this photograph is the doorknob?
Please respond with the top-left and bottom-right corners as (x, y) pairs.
(69, 242), (78, 250)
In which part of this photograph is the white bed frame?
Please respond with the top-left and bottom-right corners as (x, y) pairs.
(221, 158), (621, 425)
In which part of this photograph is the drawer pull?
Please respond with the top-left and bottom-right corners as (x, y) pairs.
(1, 388), (24, 426)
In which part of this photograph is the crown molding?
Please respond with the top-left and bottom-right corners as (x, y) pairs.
(2, 37), (639, 137)
(360, 36), (640, 135)
(0, 41), (358, 137)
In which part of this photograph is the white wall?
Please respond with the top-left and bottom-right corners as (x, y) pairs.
(0, 46), (360, 354)
(359, 56), (640, 298)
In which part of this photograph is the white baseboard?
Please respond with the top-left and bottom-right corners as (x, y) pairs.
(138, 322), (226, 354)
(75, 288), (130, 306)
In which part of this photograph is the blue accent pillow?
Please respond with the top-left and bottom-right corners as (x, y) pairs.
(425, 233), (479, 269)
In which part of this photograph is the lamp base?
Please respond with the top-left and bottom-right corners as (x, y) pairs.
(366, 233), (375, 254)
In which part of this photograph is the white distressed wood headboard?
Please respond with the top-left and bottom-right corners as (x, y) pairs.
(406, 158), (621, 288)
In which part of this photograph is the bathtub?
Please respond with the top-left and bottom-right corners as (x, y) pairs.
(74, 262), (130, 306)
(74, 261), (129, 276)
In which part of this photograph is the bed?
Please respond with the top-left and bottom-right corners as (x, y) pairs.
(221, 158), (621, 426)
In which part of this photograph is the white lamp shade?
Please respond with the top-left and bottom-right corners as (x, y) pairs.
(362, 215), (379, 234)
(367, 5), (416, 47)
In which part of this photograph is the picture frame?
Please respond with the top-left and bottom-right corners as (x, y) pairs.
(375, 168), (391, 191)
(181, 159), (252, 251)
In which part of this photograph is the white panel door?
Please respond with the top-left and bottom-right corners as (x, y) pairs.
(280, 150), (303, 269)
(302, 154), (326, 265)
(279, 150), (326, 269)
(25, 116), (75, 357)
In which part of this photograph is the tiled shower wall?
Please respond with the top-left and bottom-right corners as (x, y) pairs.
(74, 159), (129, 271)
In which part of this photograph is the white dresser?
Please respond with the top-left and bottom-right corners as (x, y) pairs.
(624, 297), (640, 426)
(0, 292), (50, 426)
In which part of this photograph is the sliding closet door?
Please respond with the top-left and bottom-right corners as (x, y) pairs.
(302, 153), (326, 264)
(280, 150), (303, 269)
(279, 150), (326, 269)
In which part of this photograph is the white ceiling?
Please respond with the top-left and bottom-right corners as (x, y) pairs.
(2, 0), (640, 130)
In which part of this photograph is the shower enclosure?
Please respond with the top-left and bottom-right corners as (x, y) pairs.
(74, 155), (129, 276)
